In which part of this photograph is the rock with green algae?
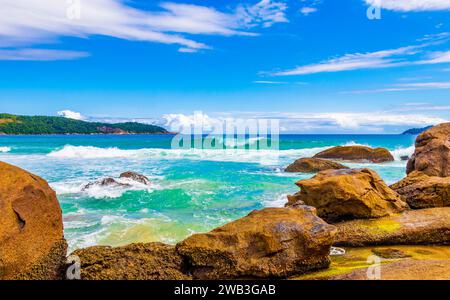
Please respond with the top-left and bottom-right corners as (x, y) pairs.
(293, 246), (450, 280)
(334, 207), (450, 247)
(71, 243), (191, 280)
(176, 207), (337, 279)
(0, 161), (67, 280)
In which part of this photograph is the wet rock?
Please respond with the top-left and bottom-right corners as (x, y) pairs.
(0, 161), (67, 280)
(82, 177), (131, 191)
(371, 248), (411, 259)
(288, 168), (408, 223)
(313, 146), (394, 163)
(176, 207), (337, 279)
(120, 171), (151, 185)
(285, 158), (349, 173)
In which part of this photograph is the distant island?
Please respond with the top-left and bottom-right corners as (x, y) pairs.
(402, 126), (433, 135)
(0, 113), (168, 135)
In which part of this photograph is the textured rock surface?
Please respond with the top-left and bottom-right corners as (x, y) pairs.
(313, 146), (394, 163)
(0, 161), (66, 280)
(288, 169), (408, 223)
(72, 243), (190, 280)
(407, 122), (450, 177)
(285, 158), (349, 173)
(391, 171), (450, 209)
(334, 207), (450, 246)
(177, 207), (337, 279)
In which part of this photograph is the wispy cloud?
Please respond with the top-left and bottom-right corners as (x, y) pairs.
(343, 81), (450, 94)
(0, 0), (288, 60)
(300, 7), (317, 16)
(364, 0), (450, 12)
(271, 45), (420, 76)
(253, 80), (289, 84)
(0, 48), (89, 61)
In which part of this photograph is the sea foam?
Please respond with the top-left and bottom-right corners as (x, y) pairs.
(0, 147), (11, 153)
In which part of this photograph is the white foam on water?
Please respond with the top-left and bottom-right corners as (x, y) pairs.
(390, 145), (415, 161)
(52, 177), (155, 199)
(0, 146), (11, 153)
(263, 193), (289, 208)
(46, 145), (332, 166)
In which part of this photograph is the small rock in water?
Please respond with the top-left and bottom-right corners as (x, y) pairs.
(120, 171), (151, 185)
(400, 156), (410, 161)
(82, 177), (131, 190)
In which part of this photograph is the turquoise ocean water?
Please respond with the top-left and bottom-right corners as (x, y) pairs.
(0, 134), (416, 251)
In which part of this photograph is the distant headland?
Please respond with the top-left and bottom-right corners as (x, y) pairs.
(0, 113), (169, 135)
(402, 126), (433, 135)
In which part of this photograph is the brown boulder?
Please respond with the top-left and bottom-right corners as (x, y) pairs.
(288, 168), (408, 223)
(0, 161), (67, 280)
(71, 243), (190, 280)
(313, 146), (394, 163)
(334, 207), (450, 246)
(176, 207), (337, 279)
(407, 122), (450, 177)
(391, 171), (450, 209)
(285, 158), (349, 173)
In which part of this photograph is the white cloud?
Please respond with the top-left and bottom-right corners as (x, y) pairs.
(0, 0), (288, 60)
(300, 7), (318, 15)
(161, 111), (446, 133)
(344, 81), (450, 93)
(417, 50), (450, 64)
(57, 110), (86, 120)
(365, 0), (450, 12)
(0, 48), (89, 61)
(271, 45), (420, 76)
(253, 80), (288, 84)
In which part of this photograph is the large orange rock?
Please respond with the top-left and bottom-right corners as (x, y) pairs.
(288, 168), (408, 223)
(285, 158), (349, 173)
(72, 243), (190, 280)
(407, 123), (450, 177)
(391, 171), (450, 209)
(313, 146), (394, 163)
(0, 161), (67, 279)
(176, 207), (337, 279)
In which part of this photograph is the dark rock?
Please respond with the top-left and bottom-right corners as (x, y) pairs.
(120, 171), (151, 185)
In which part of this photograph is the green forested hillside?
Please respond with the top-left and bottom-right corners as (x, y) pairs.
(0, 114), (168, 135)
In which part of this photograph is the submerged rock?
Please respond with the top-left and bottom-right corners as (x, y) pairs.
(288, 168), (408, 223)
(407, 122), (450, 177)
(313, 146), (394, 163)
(334, 207), (450, 246)
(391, 171), (450, 209)
(82, 177), (131, 190)
(0, 161), (67, 280)
(285, 158), (349, 173)
(120, 171), (151, 185)
(176, 207), (337, 279)
(72, 243), (190, 280)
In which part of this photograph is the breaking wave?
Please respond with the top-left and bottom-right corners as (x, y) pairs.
(0, 147), (11, 153)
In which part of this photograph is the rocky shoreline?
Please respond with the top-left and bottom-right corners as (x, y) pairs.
(0, 123), (449, 280)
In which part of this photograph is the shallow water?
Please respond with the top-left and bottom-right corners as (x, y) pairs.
(0, 134), (416, 251)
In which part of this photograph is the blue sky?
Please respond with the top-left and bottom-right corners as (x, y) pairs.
(0, 0), (450, 133)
